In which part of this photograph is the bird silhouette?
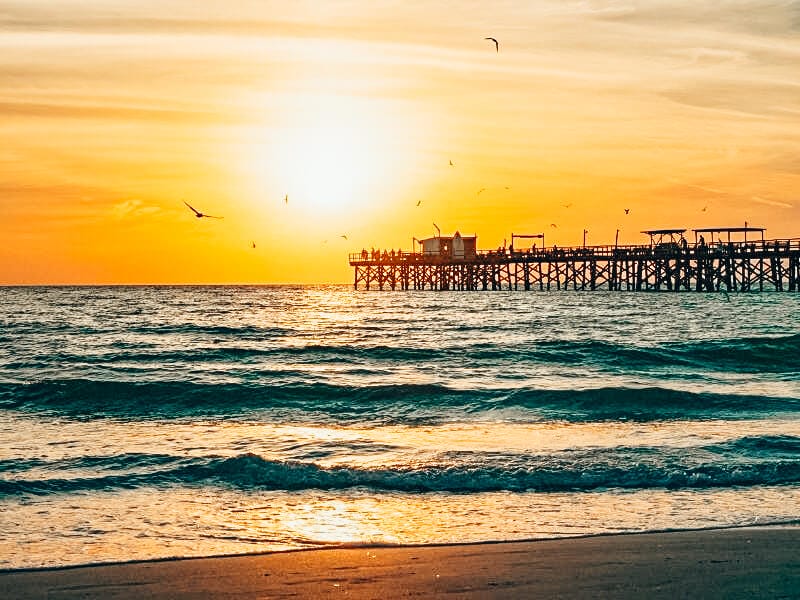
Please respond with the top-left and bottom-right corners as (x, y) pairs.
(701, 205), (707, 212)
(341, 234), (348, 240)
(485, 37), (499, 52)
(284, 194), (288, 205)
(563, 203), (573, 209)
(477, 188), (486, 196)
(251, 241), (256, 249)
(624, 208), (630, 214)
(416, 200), (422, 207)
(183, 201), (222, 219)
(449, 160), (454, 167)
(550, 223), (557, 228)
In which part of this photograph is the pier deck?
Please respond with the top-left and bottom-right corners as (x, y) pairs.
(350, 238), (800, 292)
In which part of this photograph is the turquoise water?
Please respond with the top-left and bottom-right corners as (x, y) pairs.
(1, 286), (799, 568)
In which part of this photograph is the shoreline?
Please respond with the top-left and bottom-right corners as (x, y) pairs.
(3, 520), (799, 575)
(3, 525), (799, 599)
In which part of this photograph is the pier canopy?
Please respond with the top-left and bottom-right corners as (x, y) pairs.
(511, 233), (545, 252)
(418, 231), (477, 259)
(692, 227), (765, 243)
(641, 229), (687, 246)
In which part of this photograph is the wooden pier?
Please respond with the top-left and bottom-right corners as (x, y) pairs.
(350, 227), (800, 292)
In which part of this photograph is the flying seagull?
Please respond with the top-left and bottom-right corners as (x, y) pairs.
(251, 241), (256, 249)
(701, 205), (707, 212)
(183, 201), (222, 219)
(624, 208), (630, 214)
(562, 203), (573, 209)
(477, 188), (486, 196)
(485, 37), (499, 52)
(550, 223), (557, 228)
(449, 160), (455, 167)
(341, 234), (348, 240)
(284, 194), (288, 205)
(416, 200), (422, 207)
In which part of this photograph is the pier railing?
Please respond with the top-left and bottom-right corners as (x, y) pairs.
(350, 238), (800, 265)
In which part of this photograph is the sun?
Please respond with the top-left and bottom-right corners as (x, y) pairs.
(250, 93), (400, 216)
(281, 118), (375, 210)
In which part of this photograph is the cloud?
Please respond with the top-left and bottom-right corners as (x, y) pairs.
(751, 195), (793, 208)
(111, 199), (161, 219)
(0, 100), (240, 123)
(589, 0), (800, 36)
(660, 80), (800, 120)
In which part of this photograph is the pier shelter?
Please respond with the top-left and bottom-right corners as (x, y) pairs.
(419, 232), (477, 259)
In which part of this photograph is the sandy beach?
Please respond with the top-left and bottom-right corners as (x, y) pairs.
(2, 526), (798, 599)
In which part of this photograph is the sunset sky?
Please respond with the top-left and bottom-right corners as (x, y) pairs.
(1, 0), (799, 284)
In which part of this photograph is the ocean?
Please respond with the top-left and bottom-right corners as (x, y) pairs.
(1, 286), (799, 569)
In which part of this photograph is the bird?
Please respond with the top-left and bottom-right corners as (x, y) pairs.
(701, 205), (707, 212)
(449, 160), (455, 167)
(477, 188), (486, 196)
(562, 203), (573, 209)
(284, 194), (288, 205)
(550, 223), (558, 228)
(183, 201), (222, 219)
(485, 37), (499, 52)
(341, 234), (348, 240)
(251, 241), (256, 249)
(416, 200), (422, 207)
(624, 208), (630, 214)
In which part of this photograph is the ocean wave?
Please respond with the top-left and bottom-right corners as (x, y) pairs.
(1, 379), (797, 422)
(473, 334), (800, 373)
(0, 322), (294, 340)
(4, 334), (799, 375)
(126, 323), (294, 339)
(707, 435), (800, 457)
(3, 437), (800, 496)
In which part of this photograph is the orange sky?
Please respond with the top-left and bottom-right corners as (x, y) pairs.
(1, 1), (799, 284)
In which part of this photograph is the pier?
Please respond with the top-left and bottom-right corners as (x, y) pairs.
(350, 227), (800, 292)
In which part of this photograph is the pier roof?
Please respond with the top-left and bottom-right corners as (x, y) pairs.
(692, 227), (765, 233)
(641, 228), (686, 235)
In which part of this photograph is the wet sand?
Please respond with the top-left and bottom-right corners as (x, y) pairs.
(2, 526), (798, 599)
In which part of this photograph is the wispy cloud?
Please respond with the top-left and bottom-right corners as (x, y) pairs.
(752, 195), (793, 208)
(0, 100), (241, 123)
(111, 199), (161, 219)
